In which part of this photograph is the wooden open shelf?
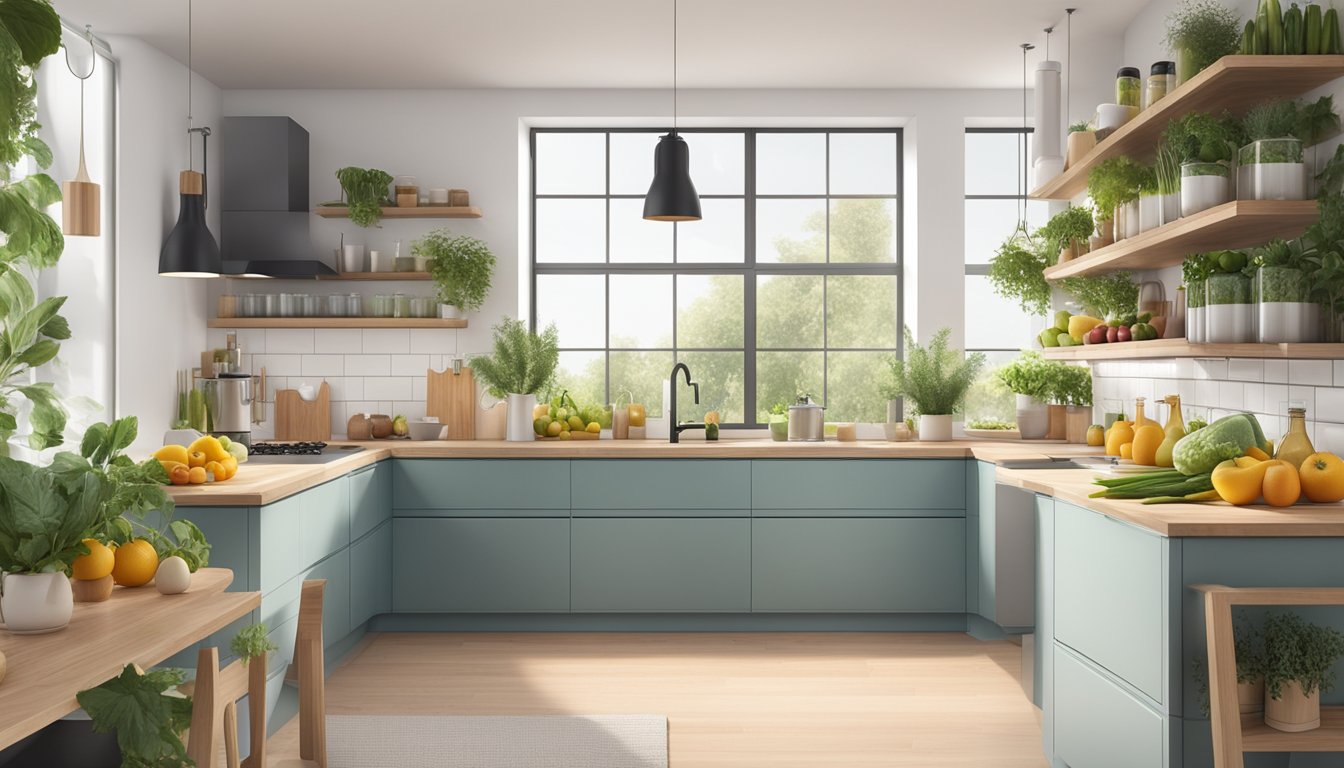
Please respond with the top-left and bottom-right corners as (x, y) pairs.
(1241, 707), (1344, 752)
(208, 318), (467, 329)
(314, 205), (482, 219)
(319, 272), (432, 281)
(1031, 56), (1344, 201)
(1044, 200), (1320, 279)
(1041, 340), (1344, 361)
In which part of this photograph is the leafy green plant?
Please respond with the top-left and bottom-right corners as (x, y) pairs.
(414, 229), (495, 312)
(1068, 121), (1092, 133)
(1164, 0), (1242, 79)
(0, 0), (68, 454)
(1036, 206), (1094, 255)
(334, 167), (393, 228)
(77, 664), (194, 768)
(231, 622), (278, 663)
(1251, 239), (1309, 303)
(1298, 95), (1340, 146)
(997, 351), (1052, 400)
(1155, 144), (1183, 196)
(886, 328), (985, 417)
(470, 318), (560, 397)
(1207, 271), (1251, 305)
(1193, 619), (1265, 716)
(1243, 99), (1302, 142)
(987, 235), (1052, 317)
(1087, 156), (1150, 214)
(1164, 110), (1242, 164)
(1261, 612), (1344, 699)
(1049, 364), (1093, 407)
(1058, 272), (1140, 320)
(967, 419), (1016, 430)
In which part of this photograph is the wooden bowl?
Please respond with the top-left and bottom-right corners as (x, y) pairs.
(72, 575), (114, 603)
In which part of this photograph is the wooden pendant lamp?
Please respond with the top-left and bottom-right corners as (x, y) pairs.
(62, 26), (99, 237)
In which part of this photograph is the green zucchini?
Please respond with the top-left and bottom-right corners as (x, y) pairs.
(1258, 3), (1272, 52)
(1307, 2), (1323, 53)
(1286, 3), (1304, 53)
(1243, 19), (1258, 53)
(1267, 0), (1285, 53)
(1328, 7), (1342, 53)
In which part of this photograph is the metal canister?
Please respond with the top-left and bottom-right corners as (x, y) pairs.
(787, 395), (825, 442)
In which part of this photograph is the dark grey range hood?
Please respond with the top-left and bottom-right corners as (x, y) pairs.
(221, 116), (335, 278)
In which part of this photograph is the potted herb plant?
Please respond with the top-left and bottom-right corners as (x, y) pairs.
(1165, 110), (1242, 216)
(1205, 250), (1255, 343)
(1261, 612), (1344, 732)
(1087, 156), (1148, 243)
(1037, 206), (1094, 264)
(1164, 0), (1241, 85)
(767, 402), (789, 442)
(1253, 239), (1319, 342)
(886, 328), (984, 442)
(1066, 121), (1095, 169)
(987, 234), (1052, 318)
(1183, 253), (1216, 343)
(1239, 99), (1307, 201)
(334, 166), (394, 228)
(414, 229), (496, 319)
(1137, 163), (1162, 234)
(1155, 143), (1184, 226)
(1051, 364), (1094, 444)
(1193, 620), (1267, 716)
(470, 318), (560, 442)
(998, 351), (1053, 440)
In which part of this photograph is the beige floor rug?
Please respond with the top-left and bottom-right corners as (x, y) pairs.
(326, 714), (668, 768)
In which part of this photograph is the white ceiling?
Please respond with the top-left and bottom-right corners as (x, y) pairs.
(55, 0), (1149, 90)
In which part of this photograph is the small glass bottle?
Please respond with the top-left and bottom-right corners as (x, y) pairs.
(347, 293), (363, 317)
(1156, 394), (1185, 468)
(1116, 67), (1142, 108)
(1133, 396), (1158, 431)
(392, 292), (410, 318)
(1144, 61), (1175, 110)
(1276, 407), (1315, 468)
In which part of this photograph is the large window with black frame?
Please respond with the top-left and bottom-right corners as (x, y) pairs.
(531, 128), (902, 427)
(963, 127), (1049, 425)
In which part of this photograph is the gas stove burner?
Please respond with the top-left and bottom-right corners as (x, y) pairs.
(249, 441), (328, 456)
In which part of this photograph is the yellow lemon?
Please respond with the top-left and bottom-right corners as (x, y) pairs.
(112, 539), (159, 587)
(72, 539), (115, 581)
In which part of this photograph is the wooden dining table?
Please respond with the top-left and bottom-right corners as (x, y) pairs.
(0, 567), (260, 750)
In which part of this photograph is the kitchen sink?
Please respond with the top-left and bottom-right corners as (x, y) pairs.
(996, 457), (1114, 471)
(246, 444), (366, 465)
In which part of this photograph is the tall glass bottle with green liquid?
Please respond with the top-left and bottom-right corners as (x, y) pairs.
(1155, 394), (1185, 468)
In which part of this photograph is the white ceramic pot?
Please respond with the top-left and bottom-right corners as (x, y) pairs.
(1138, 195), (1161, 233)
(1188, 306), (1204, 343)
(1259, 302), (1321, 343)
(1206, 303), (1255, 343)
(918, 414), (953, 442)
(0, 572), (74, 634)
(1015, 395), (1049, 440)
(505, 393), (538, 442)
(1181, 172), (1230, 216)
(440, 304), (463, 320)
(1159, 192), (1181, 226)
(1248, 163), (1306, 201)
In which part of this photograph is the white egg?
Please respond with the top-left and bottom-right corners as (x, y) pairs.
(155, 556), (192, 595)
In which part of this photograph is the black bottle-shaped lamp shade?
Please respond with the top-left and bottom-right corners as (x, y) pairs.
(643, 133), (701, 222)
(158, 170), (221, 277)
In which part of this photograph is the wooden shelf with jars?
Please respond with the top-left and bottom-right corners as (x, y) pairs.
(1040, 339), (1344, 361)
(207, 318), (467, 329)
(313, 205), (482, 219)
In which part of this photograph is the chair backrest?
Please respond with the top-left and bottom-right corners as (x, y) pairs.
(296, 579), (328, 768)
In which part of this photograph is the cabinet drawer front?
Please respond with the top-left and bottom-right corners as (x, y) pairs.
(1054, 645), (1165, 768)
(350, 521), (392, 628)
(393, 459), (569, 510)
(260, 495), (302, 593)
(306, 548), (351, 646)
(1055, 502), (1165, 703)
(571, 460), (750, 510)
(751, 460), (966, 509)
(300, 477), (350, 568)
(571, 518), (750, 612)
(350, 461), (391, 542)
(751, 518), (966, 612)
(392, 518), (570, 612)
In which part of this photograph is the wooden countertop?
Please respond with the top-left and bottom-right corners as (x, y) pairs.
(163, 438), (1100, 506)
(995, 467), (1344, 537)
(0, 568), (259, 750)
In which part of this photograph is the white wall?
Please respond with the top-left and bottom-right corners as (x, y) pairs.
(108, 35), (221, 453)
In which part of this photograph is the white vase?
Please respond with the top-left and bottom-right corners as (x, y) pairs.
(505, 393), (537, 442)
(440, 304), (463, 320)
(1259, 302), (1320, 343)
(1206, 303), (1255, 343)
(1015, 394), (1049, 440)
(918, 414), (953, 442)
(1122, 200), (1141, 239)
(1249, 163), (1307, 200)
(1159, 192), (1181, 226)
(1138, 195), (1161, 233)
(1181, 169), (1230, 216)
(0, 572), (74, 634)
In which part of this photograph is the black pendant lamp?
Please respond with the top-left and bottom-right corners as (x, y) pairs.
(643, 0), (700, 222)
(158, 0), (220, 277)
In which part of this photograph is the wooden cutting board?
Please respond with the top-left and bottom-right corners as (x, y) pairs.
(425, 367), (476, 440)
(274, 382), (331, 441)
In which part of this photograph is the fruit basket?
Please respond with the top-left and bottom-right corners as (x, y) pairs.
(532, 391), (611, 441)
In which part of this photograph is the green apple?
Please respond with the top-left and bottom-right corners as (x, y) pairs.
(1039, 328), (1060, 347)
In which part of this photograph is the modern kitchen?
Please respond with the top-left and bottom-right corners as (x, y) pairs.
(8, 0), (1344, 766)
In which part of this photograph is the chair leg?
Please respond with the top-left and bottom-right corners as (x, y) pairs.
(224, 701), (241, 768)
(241, 656), (268, 768)
(187, 648), (221, 768)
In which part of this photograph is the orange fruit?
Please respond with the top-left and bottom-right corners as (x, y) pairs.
(1300, 453), (1344, 503)
(169, 464), (191, 485)
(71, 539), (115, 581)
(187, 450), (208, 468)
(188, 466), (207, 485)
(112, 539), (159, 587)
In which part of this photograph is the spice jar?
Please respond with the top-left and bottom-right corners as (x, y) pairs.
(1116, 67), (1141, 108)
(1145, 61), (1175, 109)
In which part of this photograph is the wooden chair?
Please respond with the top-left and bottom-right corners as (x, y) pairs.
(1194, 584), (1344, 768)
(187, 579), (326, 768)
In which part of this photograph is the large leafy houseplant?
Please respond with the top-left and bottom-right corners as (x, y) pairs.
(997, 351), (1053, 401)
(1261, 612), (1344, 700)
(886, 328), (985, 417)
(1036, 206), (1094, 257)
(1047, 363), (1093, 408)
(987, 234), (1052, 318)
(0, 0), (68, 454)
(470, 318), (560, 397)
(334, 166), (393, 228)
(1164, 0), (1241, 82)
(77, 664), (194, 768)
(414, 229), (495, 313)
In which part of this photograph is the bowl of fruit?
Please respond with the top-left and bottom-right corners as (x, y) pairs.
(534, 391), (611, 441)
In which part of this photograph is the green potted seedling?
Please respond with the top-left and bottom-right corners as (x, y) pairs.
(998, 351), (1052, 440)
(1205, 250), (1254, 343)
(414, 229), (496, 319)
(1261, 612), (1344, 732)
(1164, 111), (1241, 216)
(767, 402), (790, 442)
(1253, 239), (1319, 342)
(886, 328), (984, 442)
(1239, 99), (1308, 201)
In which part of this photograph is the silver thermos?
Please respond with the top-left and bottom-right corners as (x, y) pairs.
(787, 395), (825, 442)
(199, 373), (256, 445)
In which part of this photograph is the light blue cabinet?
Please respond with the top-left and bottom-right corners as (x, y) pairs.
(751, 518), (966, 612)
(299, 476), (350, 569)
(751, 459), (966, 510)
(393, 459), (569, 510)
(350, 521), (392, 628)
(571, 460), (750, 510)
(392, 518), (570, 612)
(349, 461), (391, 542)
(570, 518), (751, 612)
(1053, 645), (1167, 768)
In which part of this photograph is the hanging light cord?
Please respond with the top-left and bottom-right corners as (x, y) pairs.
(187, 0), (194, 169)
(672, 0), (678, 136)
(1066, 9), (1076, 132)
(1019, 43), (1035, 231)
(64, 25), (96, 175)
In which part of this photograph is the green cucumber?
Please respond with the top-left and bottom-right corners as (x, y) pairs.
(1307, 3), (1323, 53)
(1286, 3), (1304, 53)
(1329, 7), (1343, 52)
(1242, 19), (1258, 53)
(1258, 5), (1272, 52)
(1267, 0), (1286, 52)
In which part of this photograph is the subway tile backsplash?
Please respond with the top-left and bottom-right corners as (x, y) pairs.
(1094, 357), (1344, 452)
(207, 327), (462, 440)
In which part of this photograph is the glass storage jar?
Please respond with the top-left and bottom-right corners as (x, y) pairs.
(327, 293), (347, 317)
(347, 293), (363, 317)
(372, 294), (392, 318)
(1205, 272), (1254, 343)
(393, 293), (410, 318)
(1144, 61), (1175, 109)
(1116, 67), (1141, 108)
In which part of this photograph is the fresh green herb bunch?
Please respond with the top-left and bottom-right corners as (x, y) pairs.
(1164, 0), (1242, 78)
(1049, 363), (1094, 407)
(1036, 206), (1095, 255)
(231, 623), (279, 663)
(335, 167), (393, 228)
(768, 402), (788, 417)
(967, 419), (1017, 430)
(1298, 95), (1341, 145)
(1068, 121), (1092, 133)
(886, 328), (985, 417)
(470, 318), (560, 397)
(1155, 144), (1184, 196)
(78, 665), (194, 768)
(1087, 156), (1151, 214)
(1242, 99), (1302, 142)
(1261, 611), (1344, 698)
(987, 234), (1052, 317)
(1164, 110), (1243, 164)
(1207, 270), (1252, 305)
(414, 229), (496, 312)
(997, 351), (1053, 400)
(1058, 272), (1140, 320)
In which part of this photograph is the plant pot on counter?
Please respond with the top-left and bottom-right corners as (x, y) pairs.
(1065, 405), (1092, 444)
(918, 414), (952, 442)
(1257, 265), (1320, 343)
(440, 304), (464, 320)
(505, 393), (537, 442)
(1181, 162), (1231, 216)
(0, 572), (74, 634)
(1266, 680), (1320, 732)
(1240, 676), (1265, 714)
(1015, 395), (1049, 440)
(1046, 404), (1068, 440)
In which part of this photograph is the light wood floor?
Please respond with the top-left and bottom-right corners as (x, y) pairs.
(269, 632), (1048, 767)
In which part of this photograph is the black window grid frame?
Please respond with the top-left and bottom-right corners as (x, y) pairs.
(530, 126), (904, 428)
